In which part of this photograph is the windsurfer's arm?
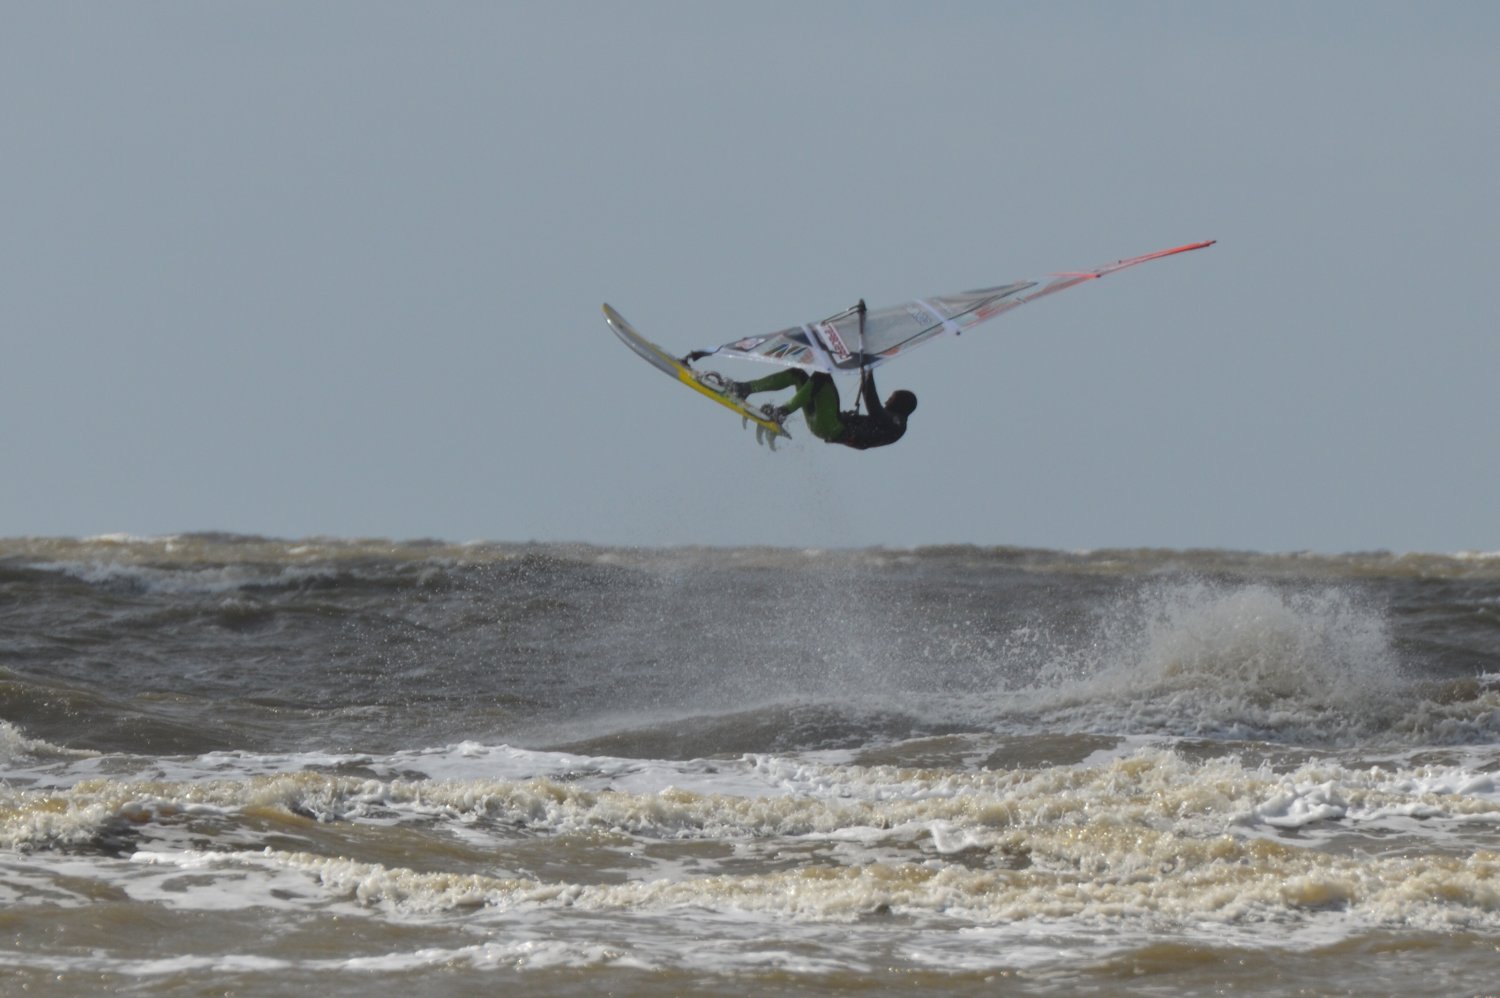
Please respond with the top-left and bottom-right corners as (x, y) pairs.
(859, 368), (884, 417)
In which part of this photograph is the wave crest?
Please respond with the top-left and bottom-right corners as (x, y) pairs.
(1006, 582), (1412, 745)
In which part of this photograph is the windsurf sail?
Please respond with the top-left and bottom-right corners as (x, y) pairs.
(693, 240), (1214, 374)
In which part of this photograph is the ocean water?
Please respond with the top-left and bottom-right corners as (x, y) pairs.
(4, 535), (1500, 995)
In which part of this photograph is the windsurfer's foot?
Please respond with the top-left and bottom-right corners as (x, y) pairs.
(704, 372), (749, 401)
(698, 371), (733, 396)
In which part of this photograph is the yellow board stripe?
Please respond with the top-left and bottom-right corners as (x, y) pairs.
(673, 368), (785, 435)
(604, 303), (788, 438)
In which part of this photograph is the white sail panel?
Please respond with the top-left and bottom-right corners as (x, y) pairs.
(700, 240), (1214, 374)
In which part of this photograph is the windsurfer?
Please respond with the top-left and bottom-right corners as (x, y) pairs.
(728, 367), (916, 450)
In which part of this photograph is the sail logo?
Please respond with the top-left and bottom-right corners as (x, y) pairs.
(818, 322), (851, 361)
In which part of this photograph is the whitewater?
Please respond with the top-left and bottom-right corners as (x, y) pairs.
(3, 535), (1500, 995)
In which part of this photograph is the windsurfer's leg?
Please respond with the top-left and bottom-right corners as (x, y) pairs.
(739, 369), (808, 398)
(777, 370), (819, 413)
(803, 373), (845, 441)
(732, 369), (842, 438)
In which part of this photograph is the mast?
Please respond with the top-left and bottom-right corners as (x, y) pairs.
(855, 299), (867, 413)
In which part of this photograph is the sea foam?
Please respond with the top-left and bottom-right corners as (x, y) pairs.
(998, 580), (1411, 745)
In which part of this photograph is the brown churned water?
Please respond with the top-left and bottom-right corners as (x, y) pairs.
(4, 536), (1500, 994)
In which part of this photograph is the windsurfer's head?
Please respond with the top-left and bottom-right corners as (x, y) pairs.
(886, 390), (917, 417)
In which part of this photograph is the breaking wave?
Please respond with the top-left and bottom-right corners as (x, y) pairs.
(992, 581), (1415, 746)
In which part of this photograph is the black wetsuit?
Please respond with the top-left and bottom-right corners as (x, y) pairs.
(829, 371), (908, 450)
(738, 368), (910, 449)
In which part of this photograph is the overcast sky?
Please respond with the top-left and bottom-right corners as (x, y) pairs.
(4, 2), (1497, 553)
